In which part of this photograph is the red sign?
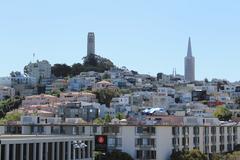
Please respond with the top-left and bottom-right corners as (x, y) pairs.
(98, 136), (105, 144)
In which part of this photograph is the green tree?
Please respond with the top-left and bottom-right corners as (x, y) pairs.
(185, 149), (207, 160)
(102, 73), (111, 80)
(170, 151), (186, 160)
(83, 54), (114, 72)
(116, 113), (125, 120)
(105, 150), (133, 160)
(83, 54), (98, 66)
(209, 153), (222, 160)
(104, 114), (112, 123)
(170, 149), (207, 160)
(93, 88), (120, 107)
(223, 151), (240, 160)
(0, 111), (22, 124)
(51, 64), (72, 77)
(93, 118), (104, 125)
(50, 90), (61, 97)
(71, 63), (84, 76)
(214, 106), (232, 121)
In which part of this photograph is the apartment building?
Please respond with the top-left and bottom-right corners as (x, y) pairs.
(0, 135), (94, 160)
(1, 120), (240, 160)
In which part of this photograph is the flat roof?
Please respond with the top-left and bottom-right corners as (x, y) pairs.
(0, 134), (93, 142)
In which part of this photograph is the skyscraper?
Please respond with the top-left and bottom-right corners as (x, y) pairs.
(184, 37), (195, 81)
(87, 32), (95, 56)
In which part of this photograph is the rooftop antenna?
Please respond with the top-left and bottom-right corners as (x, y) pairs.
(175, 68), (177, 76)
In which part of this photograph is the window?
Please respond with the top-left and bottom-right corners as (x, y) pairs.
(136, 138), (155, 147)
(103, 126), (120, 134)
(211, 127), (216, 135)
(193, 137), (199, 146)
(211, 136), (216, 144)
(136, 127), (155, 135)
(220, 136), (224, 144)
(233, 126), (237, 134)
(227, 127), (232, 134)
(204, 127), (209, 135)
(205, 146), (209, 153)
(172, 138), (179, 147)
(220, 144), (224, 152)
(136, 150), (156, 159)
(193, 127), (199, 135)
(220, 127), (224, 135)
(227, 144), (232, 151)
(205, 136), (209, 144)
(227, 135), (232, 143)
(172, 127), (179, 136)
(211, 145), (217, 153)
(136, 150), (143, 159)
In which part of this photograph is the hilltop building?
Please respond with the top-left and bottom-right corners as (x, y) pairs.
(87, 32), (95, 56)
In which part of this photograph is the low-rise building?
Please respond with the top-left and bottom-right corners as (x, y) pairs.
(60, 92), (97, 103)
(0, 134), (94, 160)
(1, 119), (239, 160)
(22, 94), (58, 107)
(24, 60), (51, 82)
(57, 102), (98, 122)
(0, 86), (15, 100)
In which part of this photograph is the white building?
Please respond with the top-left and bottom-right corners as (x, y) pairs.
(24, 60), (51, 82)
(2, 115), (240, 160)
(0, 135), (94, 160)
(0, 86), (15, 100)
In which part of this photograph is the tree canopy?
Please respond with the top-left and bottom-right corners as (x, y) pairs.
(105, 150), (133, 160)
(170, 149), (207, 160)
(93, 88), (120, 107)
(213, 106), (232, 121)
(51, 64), (72, 78)
(51, 54), (115, 78)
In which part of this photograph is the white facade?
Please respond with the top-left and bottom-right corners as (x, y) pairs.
(0, 135), (94, 160)
(0, 86), (15, 100)
(25, 60), (51, 81)
(2, 120), (240, 160)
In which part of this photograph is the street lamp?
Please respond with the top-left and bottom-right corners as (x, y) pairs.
(72, 140), (87, 160)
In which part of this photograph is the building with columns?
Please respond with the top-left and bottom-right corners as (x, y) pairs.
(184, 37), (195, 82)
(1, 117), (240, 160)
(0, 135), (94, 160)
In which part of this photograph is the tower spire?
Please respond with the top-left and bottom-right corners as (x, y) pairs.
(187, 37), (192, 57)
(184, 37), (195, 82)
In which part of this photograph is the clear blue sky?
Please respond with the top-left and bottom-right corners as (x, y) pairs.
(0, 1), (240, 81)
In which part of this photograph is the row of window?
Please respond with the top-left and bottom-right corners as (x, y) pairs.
(172, 126), (238, 136)
(136, 138), (155, 147)
(136, 150), (156, 159)
(205, 144), (234, 153)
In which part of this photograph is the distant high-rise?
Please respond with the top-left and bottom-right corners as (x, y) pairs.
(87, 32), (95, 56)
(184, 37), (195, 81)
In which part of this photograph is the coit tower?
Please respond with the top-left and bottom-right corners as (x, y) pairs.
(87, 32), (95, 56)
(184, 37), (195, 81)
